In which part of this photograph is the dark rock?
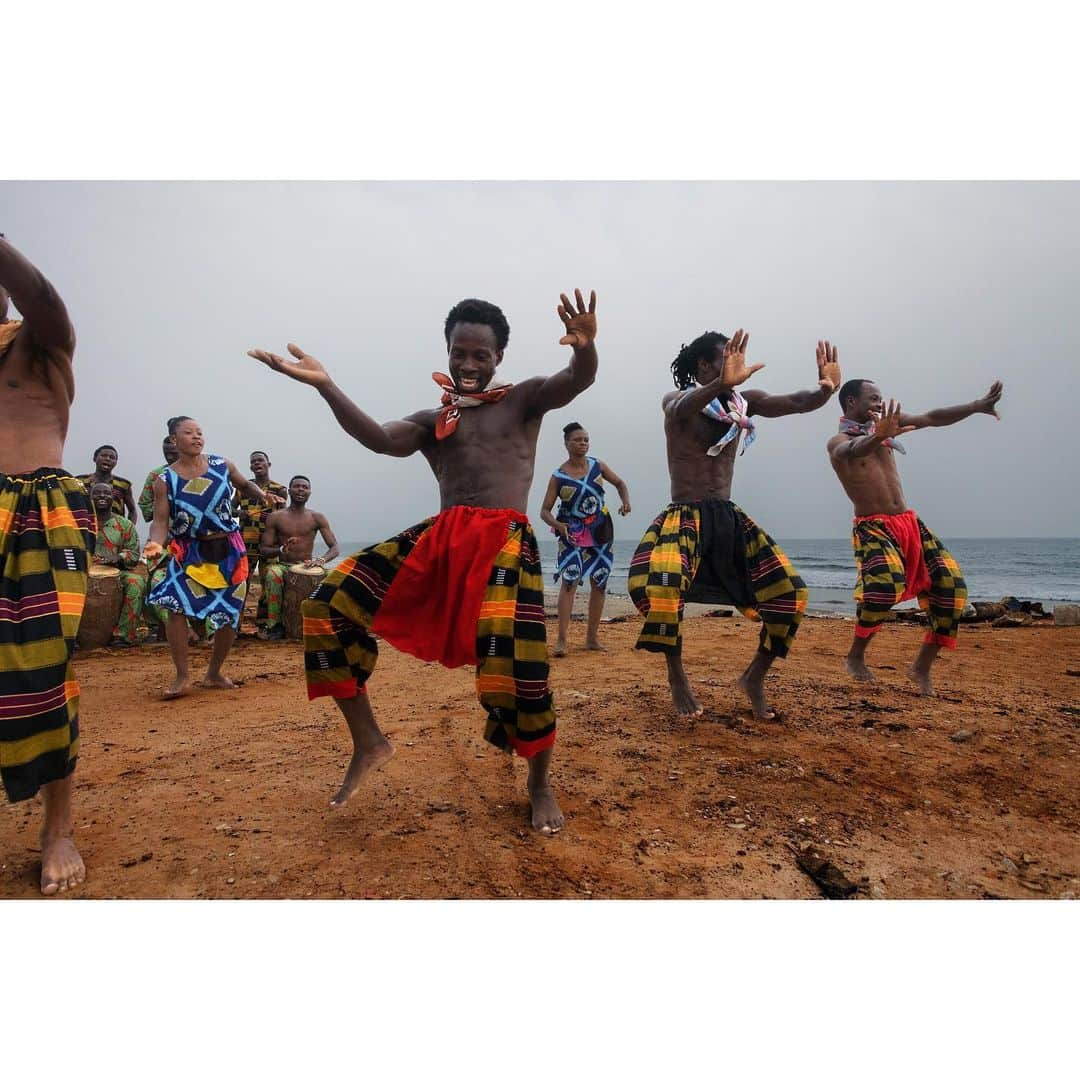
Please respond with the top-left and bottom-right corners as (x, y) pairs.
(991, 614), (1028, 628)
(795, 845), (859, 899)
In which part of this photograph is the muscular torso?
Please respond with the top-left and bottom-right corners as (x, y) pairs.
(410, 380), (544, 513)
(270, 508), (322, 562)
(828, 436), (908, 516)
(0, 326), (73, 474)
(665, 403), (740, 503)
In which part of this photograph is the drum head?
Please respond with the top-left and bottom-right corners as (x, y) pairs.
(89, 564), (121, 578)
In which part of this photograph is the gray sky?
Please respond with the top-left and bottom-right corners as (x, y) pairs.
(4, 182), (1077, 541)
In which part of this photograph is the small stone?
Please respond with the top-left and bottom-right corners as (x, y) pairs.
(950, 729), (976, 743)
(226, 877), (236, 885)
(1002, 857), (1018, 873)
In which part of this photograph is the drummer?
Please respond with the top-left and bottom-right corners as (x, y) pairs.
(258, 475), (340, 640)
(89, 481), (148, 647)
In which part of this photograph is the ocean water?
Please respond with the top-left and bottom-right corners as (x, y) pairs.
(330, 535), (1080, 613)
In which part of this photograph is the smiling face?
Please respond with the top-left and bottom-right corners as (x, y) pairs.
(250, 452), (270, 481)
(90, 481), (114, 512)
(845, 381), (884, 424)
(447, 322), (502, 394)
(173, 419), (205, 456)
(564, 427), (590, 459)
(289, 477), (311, 506)
(93, 446), (118, 473)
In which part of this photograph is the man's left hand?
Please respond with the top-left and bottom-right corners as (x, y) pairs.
(557, 288), (597, 349)
(816, 340), (841, 392)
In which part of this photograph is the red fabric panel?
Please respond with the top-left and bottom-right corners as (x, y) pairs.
(855, 509), (931, 602)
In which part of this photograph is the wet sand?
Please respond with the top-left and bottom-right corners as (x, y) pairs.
(3, 613), (1078, 899)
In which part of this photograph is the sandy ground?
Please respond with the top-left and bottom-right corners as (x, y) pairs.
(3, 602), (1079, 899)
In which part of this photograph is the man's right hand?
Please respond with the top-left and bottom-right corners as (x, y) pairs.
(247, 343), (331, 388)
(720, 329), (765, 388)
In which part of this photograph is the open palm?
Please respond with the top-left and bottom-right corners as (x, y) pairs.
(720, 328), (765, 387)
(247, 343), (331, 388)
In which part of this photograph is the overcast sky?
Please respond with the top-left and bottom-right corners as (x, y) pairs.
(3, 181), (1077, 542)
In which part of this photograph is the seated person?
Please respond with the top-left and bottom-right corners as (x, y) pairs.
(89, 481), (148, 647)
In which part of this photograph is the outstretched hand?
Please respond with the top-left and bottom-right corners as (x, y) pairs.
(618, 501), (631, 517)
(816, 339), (841, 392)
(247, 343), (331, 388)
(720, 329), (765, 387)
(977, 380), (1004, 419)
(874, 399), (917, 440)
(557, 289), (597, 349)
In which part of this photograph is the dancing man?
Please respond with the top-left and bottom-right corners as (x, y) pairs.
(249, 289), (599, 833)
(630, 330), (839, 720)
(828, 377), (1002, 695)
(0, 234), (93, 894)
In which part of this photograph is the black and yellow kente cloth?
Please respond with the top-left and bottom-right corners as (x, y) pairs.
(1, 470), (95, 802)
(628, 499), (807, 658)
(236, 479), (288, 558)
(302, 507), (555, 758)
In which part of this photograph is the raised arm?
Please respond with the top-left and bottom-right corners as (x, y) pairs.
(829, 399), (915, 463)
(598, 460), (631, 515)
(145, 476), (171, 551)
(526, 289), (599, 416)
(898, 381), (1003, 430)
(0, 234), (75, 353)
(744, 340), (841, 418)
(247, 344), (430, 457)
(668, 330), (765, 420)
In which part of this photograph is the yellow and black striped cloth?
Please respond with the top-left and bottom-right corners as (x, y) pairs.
(302, 512), (555, 758)
(852, 516), (967, 647)
(1, 470), (95, 802)
(629, 500), (807, 658)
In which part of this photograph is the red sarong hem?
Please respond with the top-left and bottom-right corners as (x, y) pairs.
(307, 678), (366, 701)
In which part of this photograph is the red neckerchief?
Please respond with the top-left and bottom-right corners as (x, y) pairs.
(432, 372), (513, 440)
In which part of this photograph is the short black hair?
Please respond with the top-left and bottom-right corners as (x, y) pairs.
(89, 480), (113, 493)
(838, 379), (871, 413)
(167, 415), (193, 435)
(444, 298), (510, 351)
(92, 444), (117, 458)
(289, 475), (311, 486)
(671, 331), (728, 390)
(250, 450), (270, 461)
(562, 422), (584, 440)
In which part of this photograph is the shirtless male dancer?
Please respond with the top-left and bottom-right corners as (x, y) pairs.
(630, 330), (840, 720)
(0, 234), (92, 894)
(828, 377), (1003, 695)
(259, 475), (340, 640)
(249, 290), (598, 832)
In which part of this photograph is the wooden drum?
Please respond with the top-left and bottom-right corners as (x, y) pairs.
(78, 565), (122, 649)
(283, 564), (327, 640)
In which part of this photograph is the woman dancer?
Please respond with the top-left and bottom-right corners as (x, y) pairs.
(144, 417), (273, 698)
(540, 422), (630, 655)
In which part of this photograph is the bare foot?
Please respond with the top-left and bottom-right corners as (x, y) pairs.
(736, 672), (778, 721)
(528, 782), (564, 834)
(330, 738), (395, 808)
(668, 673), (704, 717)
(907, 665), (935, 697)
(584, 639), (606, 651)
(40, 833), (85, 895)
(552, 640), (567, 657)
(163, 674), (193, 700)
(201, 674), (240, 690)
(845, 656), (876, 683)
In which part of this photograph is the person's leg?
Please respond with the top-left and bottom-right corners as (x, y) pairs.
(584, 581), (606, 649)
(39, 774), (84, 895)
(526, 747), (563, 833)
(113, 567), (146, 645)
(554, 579), (577, 655)
(163, 610), (193, 698)
(202, 623), (239, 689)
(909, 522), (967, 696)
(261, 562), (288, 638)
(847, 521), (906, 682)
(736, 511), (809, 720)
(329, 692), (395, 808)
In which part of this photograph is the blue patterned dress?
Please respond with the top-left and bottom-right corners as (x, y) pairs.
(552, 456), (614, 589)
(146, 455), (249, 630)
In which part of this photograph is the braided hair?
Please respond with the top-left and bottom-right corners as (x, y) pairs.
(671, 331), (728, 390)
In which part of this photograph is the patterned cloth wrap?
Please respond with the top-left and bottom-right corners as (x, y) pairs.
(138, 463), (169, 523)
(852, 510), (967, 647)
(551, 456), (614, 588)
(0, 470), (95, 802)
(702, 390), (756, 456)
(146, 455), (248, 630)
(629, 499), (807, 658)
(92, 513), (148, 644)
(302, 505), (555, 758)
(77, 473), (133, 516)
(236, 479), (288, 559)
(838, 416), (906, 454)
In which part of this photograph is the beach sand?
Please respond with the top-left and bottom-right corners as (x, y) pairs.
(3, 608), (1078, 899)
